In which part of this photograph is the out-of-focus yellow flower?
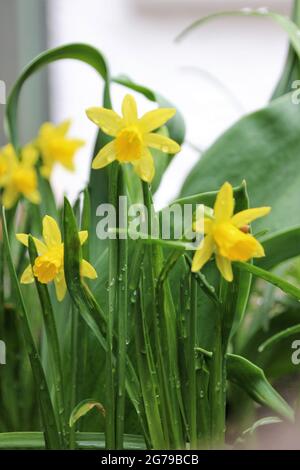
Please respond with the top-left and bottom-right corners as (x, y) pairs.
(0, 144), (40, 209)
(192, 182), (271, 282)
(86, 94), (181, 182)
(36, 120), (85, 178)
(16, 215), (97, 301)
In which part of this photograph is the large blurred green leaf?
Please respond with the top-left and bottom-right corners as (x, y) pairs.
(180, 93), (300, 235)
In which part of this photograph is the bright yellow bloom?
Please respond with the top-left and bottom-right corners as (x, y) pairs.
(36, 120), (85, 178)
(0, 144), (40, 209)
(191, 182), (271, 282)
(86, 94), (181, 182)
(16, 215), (97, 301)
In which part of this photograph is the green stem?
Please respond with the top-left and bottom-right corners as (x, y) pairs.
(28, 237), (67, 448)
(209, 307), (225, 448)
(188, 274), (197, 448)
(106, 162), (119, 449)
(116, 168), (128, 449)
(69, 306), (79, 449)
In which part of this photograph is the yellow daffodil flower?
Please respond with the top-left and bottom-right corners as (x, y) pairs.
(0, 143), (40, 209)
(86, 94), (181, 182)
(192, 182), (271, 282)
(36, 120), (85, 178)
(16, 215), (97, 301)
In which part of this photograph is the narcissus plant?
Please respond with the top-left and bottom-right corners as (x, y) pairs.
(86, 94), (181, 182)
(0, 143), (40, 208)
(16, 215), (97, 301)
(192, 182), (271, 281)
(36, 120), (85, 178)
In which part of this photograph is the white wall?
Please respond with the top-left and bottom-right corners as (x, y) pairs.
(47, 0), (292, 207)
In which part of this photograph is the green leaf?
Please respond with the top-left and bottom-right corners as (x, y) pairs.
(69, 399), (105, 427)
(1, 208), (61, 449)
(180, 93), (300, 235)
(258, 226), (300, 270)
(259, 324), (300, 352)
(5, 43), (109, 150)
(177, 10), (300, 61)
(242, 416), (282, 436)
(0, 432), (146, 450)
(227, 353), (294, 421)
(236, 261), (300, 300)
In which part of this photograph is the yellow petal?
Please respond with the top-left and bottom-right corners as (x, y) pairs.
(193, 217), (213, 234)
(191, 235), (214, 272)
(43, 215), (62, 247)
(86, 107), (123, 137)
(132, 148), (155, 183)
(122, 94), (138, 125)
(231, 207), (271, 228)
(26, 190), (41, 205)
(80, 259), (98, 279)
(57, 119), (71, 136)
(16, 234), (47, 254)
(92, 141), (117, 169)
(22, 145), (39, 166)
(215, 255), (233, 282)
(138, 108), (176, 134)
(143, 133), (181, 154)
(2, 186), (19, 209)
(214, 182), (234, 222)
(79, 230), (88, 245)
(20, 264), (35, 284)
(54, 270), (67, 301)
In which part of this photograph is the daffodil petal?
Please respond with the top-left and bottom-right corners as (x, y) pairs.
(231, 207), (271, 228)
(57, 119), (71, 136)
(191, 235), (214, 272)
(2, 186), (19, 209)
(22, 145), (39, 166)
(144, 133), (180, 154)
(86, 107), (123, 136)
(54, 272), (67, 302)
(79, 230), (88, 245)
(20, 264), (35, 284)
(26, 190), (41, 205)
(43, 215), (62, 247)
(138, 108), (176, 133)
(81, 259), (98, 279)
(92, 141), (117, 170)
(122, 94), (138, 125)
(214, 182), (234, 222)
(216, 255), (233, 282)
(132, 148), (155, 183)
(193, 217), (213, 234)
(16, 234), (47, 254)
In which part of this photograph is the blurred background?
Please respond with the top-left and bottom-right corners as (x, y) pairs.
(0, 0), (292, 208)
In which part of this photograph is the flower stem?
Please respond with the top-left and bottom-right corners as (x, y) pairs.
(106, 162), (119, 449)
(116, 168), (128, 449)
(188, 273), (197, 448)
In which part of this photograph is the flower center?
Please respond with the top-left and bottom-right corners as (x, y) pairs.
(213, 222), (259, 261)
(12, 167), (37, 195)
(33, 246), (63, 283)
(115, 127), (142, 162)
